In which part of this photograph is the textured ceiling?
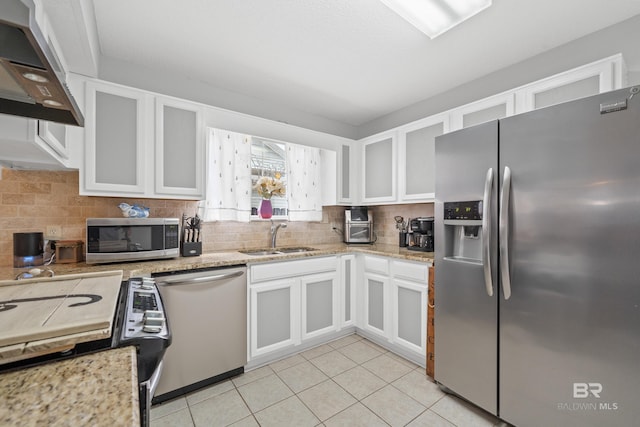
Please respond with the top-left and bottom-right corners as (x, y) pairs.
(88, 0), (640, 127)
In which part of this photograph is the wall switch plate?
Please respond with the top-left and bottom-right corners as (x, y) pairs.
(45, 225), (62, 239)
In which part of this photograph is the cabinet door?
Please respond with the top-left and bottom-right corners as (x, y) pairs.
(392, 278), (427, 356)
(301, 272), (339, 341)
(155, 96), (205, 198)
(361, 132), (396, 203)
(398, 114), (448, 201)
(250, 279), (299, 358)
(450, 93), (515, 131)
(337, 143), (358, 204)
(84, 80), (150, 194)
(38, 121), (68, 159)
(363, 272), (389, 338)
(517, 55), (623, 113)
(340, 254), (357, 327)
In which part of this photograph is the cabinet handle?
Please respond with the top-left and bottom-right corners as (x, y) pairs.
(482, 168), (494, 297)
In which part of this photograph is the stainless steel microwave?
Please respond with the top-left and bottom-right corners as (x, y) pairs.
(86, 218), (180, 264)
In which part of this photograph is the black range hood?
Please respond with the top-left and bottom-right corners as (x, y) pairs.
(0, 0), (83, 126)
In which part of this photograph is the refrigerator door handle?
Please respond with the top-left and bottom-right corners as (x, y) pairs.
(500, 166), (512, 300)
(482, 168), (494, 297)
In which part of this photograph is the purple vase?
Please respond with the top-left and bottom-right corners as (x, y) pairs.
(259, 199), (273, 219)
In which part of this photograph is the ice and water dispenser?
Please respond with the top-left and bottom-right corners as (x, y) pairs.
(442, 200), (484, 263)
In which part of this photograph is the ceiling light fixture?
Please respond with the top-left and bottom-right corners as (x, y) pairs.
(380, 0), (492, 39)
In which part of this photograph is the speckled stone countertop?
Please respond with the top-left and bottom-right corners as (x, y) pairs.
(0, 346), (139, 426)
(0, 243), (434, 281)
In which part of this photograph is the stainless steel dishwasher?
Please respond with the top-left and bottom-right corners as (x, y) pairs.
(151, 265), (247, 403)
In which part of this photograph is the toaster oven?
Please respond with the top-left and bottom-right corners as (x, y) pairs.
(344, 207), (374, 244)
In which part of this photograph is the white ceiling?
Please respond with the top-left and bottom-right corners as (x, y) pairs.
(81, 1), (640, 127)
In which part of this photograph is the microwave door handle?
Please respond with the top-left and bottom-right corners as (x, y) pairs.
(482, 168), (494, 297)
(499, 166), (512, 300)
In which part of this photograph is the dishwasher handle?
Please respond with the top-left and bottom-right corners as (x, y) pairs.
(155, 270), (245, 286)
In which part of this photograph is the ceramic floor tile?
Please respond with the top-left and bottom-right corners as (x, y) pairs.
(297, 380), (357, 421)
(237, 373), (294, 413)
(300, 343), (334, 360)
(362, 353), (414, 383)
(327, 334), (361, 349)
(254, 396), (320, 427)
(269, 353), (307, 372)
(150, 407), (194, 427)
(332, 366), (387, 400)
(231, 365), (275, 387)
(430, 395), (499, 427)
(185, 379), (234, 406)
(324, 402), (388, 427)
(277, 360), (329, 393)
(337, 340), (384, 364)
(362, 384), (426, 427)
(360, 339), (389, 355)
(391, 370), (446, 407)
(189, 389), (251, 427)
(309, 350), (357, 378)
(406, 409), (455, 427)
(150, 397), (188, 420)
(385, 351), (421, 369)
(229, 416), (260, 427)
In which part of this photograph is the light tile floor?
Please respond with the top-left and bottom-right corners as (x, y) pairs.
(150, 334), (502, 427)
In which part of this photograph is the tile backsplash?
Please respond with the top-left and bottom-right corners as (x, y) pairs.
(0, 170), (344, 267)
(0, 169), (434, 267)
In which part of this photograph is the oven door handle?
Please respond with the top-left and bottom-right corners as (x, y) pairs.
(155, 270), (245, 286)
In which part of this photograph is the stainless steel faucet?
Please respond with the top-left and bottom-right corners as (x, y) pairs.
(270, 220), (287, 248)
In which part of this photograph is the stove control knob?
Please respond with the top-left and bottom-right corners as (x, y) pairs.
(143, 310), (165, 333)
(141, 279), (155, 290)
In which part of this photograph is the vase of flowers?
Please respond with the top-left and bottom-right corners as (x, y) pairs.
(253, 175), (286, 219)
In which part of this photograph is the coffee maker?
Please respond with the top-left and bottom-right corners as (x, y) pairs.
(408, 217), (434, 252)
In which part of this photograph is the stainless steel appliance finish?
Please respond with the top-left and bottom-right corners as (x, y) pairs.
(86, 218), (180, 264)
(435, 87), (640, 426)
(344, 207), (374, 243)
(152, 266), (247, 403)
(0, 0), (84, 126)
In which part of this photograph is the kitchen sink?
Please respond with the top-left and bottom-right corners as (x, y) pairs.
(276, 247), (317, 253)
(239, 247), (317, 256)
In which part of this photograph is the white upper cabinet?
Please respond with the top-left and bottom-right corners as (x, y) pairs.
(84, 80), (149, 195)
(515, 54), (626, 113)
(154, 96), (205, 198)
(450, 93), (515, 131)
(361, 131), (396, 204)
(337, 142), (359, 205)
(398, 113), (448, 201)
(82, 78), (204, 199)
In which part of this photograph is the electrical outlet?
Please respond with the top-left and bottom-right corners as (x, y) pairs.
(45, 225), (62, 239)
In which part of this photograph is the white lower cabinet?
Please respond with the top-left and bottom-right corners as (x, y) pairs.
(248, 257), (339, 363)
(250, 278), (299, 358)
(358, 255), (430, 365)
(247, 253), (431, 367)
(362, 272), (389, 338)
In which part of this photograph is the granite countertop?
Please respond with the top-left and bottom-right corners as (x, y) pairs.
(0, 243), (434, 281)
(0, 346), (139, 426)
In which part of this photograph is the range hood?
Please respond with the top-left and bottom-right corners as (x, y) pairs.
(0, 0), (83, 126)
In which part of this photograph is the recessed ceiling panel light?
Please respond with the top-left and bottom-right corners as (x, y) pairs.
(380, 0), (492, 38)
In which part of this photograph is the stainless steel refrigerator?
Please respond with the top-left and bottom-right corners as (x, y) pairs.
(434, 86), (640, 427)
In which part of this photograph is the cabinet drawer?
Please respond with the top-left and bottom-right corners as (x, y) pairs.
(391, 260), (429, 283)
(250, 256), (337, 283)
(364, 256), (389, 275)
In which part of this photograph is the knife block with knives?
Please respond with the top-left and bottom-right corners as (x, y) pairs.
(181, 213), (202, 257)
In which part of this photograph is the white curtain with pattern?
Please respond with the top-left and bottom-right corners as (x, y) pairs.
(199, 128), (252, 222)
(286, 143), (323, 222)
